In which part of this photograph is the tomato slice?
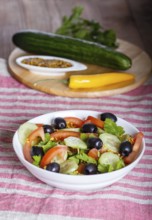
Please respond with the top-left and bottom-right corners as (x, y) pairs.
(23, 126), (45, 163)
(40, 145), (68, 168)
(83, 116), (104, 128)
(50, 130), (80, 141)
(36, 123), (43, 127)
(23, 141), (33, 163)
(64, 117), (83, 128)
(28, 126), (45, 142)
(88, 148), (99, 160)
(132, 132), (144, 151)
(77, 163), (85, 174)
(123, 132), (144, 164)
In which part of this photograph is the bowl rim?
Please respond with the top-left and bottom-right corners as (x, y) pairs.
(12, 109), (145, 181)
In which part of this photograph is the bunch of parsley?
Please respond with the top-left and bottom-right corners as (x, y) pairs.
(55, 6), (118, 48)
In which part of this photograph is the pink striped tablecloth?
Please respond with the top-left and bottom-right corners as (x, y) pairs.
(0, 58), (152, 220)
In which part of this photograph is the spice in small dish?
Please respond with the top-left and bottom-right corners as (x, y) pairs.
(21, 58), (73, 68)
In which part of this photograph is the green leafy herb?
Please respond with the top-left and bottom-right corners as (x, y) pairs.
(38, 133), (56, 153)
(98, 158), (124, 173)
(80, 133), (97, 141)
(32, 155), (41, 167)
(115, 159), (125, 170)
(68, 155), (80, 164)
(38, 133), (51, 145)
(98, 163), (113, 173)
(104, 118), (125, 139)
(42, 140), (57, 153)
(76, 152), (97, 164)
(55, 6), (117, 48)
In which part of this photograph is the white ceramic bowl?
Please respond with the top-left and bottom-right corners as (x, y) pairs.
(16, 55), (87, 76)
(12, 110), (145, 191)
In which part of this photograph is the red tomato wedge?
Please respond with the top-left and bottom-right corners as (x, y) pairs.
(23, 126), (45, 163)
(77, 163), (85, 174)
(64, 117), (83, 128)
(28, 126), (45, 142)
(40, 145), (68, 168)
(23, 141), (33, 163)
(132, 132), (144, 152)
(123, 132), (144, 164)
(36, 123), (43, 127)
(83, 116), (104, 128)
(88, 148), (99, 160)
(50, 130), (80, 141)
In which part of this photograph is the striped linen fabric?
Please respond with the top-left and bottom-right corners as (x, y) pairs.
(0, 58), (152, 220)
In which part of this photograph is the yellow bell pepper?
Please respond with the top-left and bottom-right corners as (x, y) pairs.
(68, 73), (135, 89)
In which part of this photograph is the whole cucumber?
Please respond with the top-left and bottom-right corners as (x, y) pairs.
(12, 30), (132, 70)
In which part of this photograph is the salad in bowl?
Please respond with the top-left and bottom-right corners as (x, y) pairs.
(13, 110), (145, 191)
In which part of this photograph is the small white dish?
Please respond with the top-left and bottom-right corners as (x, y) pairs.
(16, 55), (87, 76)
(12, 110), (145, 191)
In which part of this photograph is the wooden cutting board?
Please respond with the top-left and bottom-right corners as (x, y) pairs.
(8, 39), (152, 98)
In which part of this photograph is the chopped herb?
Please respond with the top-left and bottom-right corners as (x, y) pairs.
(55, 6), (118, 48)
(32, 155), (41, 167)
(76, 152), (97, 164)
(104, 118), (125, 139)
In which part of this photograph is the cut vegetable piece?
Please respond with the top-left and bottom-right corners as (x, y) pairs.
(88, 148), (99, 160)
(76, 153), (97, 164)
(18, 122), (38, 145)
(123, 132), (144, 164)
(60, 160), (78, 174)
(50, 130), (80, 141)
(77, 163), (86, 174)
(40, 145), (68, 168)
(83, 116), (104, 128)
(23, 141), (33, 163)
(64, 136), (87, 149)
(61, 128), (80, 132)
(98, 152), (125, 171)
(23, 126), (45, 163)
(28, 126), (45, 143)
(80, 133), (97, 141)
(68, 73), (135, 89)
(104, 118), (124, 138)
(64, 117), (83, 128)
(99, 133), (121, 152)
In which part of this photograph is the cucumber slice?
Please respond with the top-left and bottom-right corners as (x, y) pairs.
(99, 152), (120, 166)
(18, 122), (38, 146)
(64, 136), (87, 149)
(99, 133), (121, 152)
(60, 160), (78, 174)
(98, 152), (125, 172)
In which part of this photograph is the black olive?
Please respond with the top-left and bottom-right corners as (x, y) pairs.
(43, 124), (54, 134)
(100, 112), (117, 122)
(119, 141), (132, 157)
(87, 137), (103, 150)
(84, 163), (98, 175)
(81, 123), (97, 133)
(54, 117), (66, 129)
(31, 146), (44, 157)
(46, 162), (60, 173)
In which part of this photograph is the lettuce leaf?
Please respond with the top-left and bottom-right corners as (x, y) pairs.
(98, 156), (125, 173)
(76, 152), (97, 164)
(104, 118), (125, 139)
(38, 133), (57, 153)
(32, 155), (41, 167)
